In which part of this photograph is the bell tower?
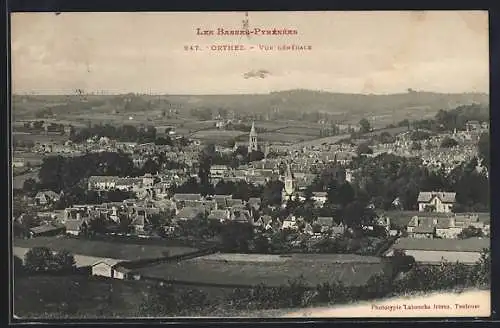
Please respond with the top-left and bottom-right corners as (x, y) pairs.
(248, 121), (258, 152)
(282, 162), (295, 202)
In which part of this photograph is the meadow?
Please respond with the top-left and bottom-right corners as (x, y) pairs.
(135, 253), (391, 288)
(13, 237), (198, 261)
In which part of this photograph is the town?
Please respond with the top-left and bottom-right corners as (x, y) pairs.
(10, 10), (490, 319)
(12, 95), (490, 317)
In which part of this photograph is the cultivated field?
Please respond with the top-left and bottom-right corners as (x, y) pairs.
(277, 126), (322, 137)
(256, 132), (316, 144)
(13, 133), (69, 144)
(13, 237), (198, 261)
(135, 253), (390, 288)
(191, 129), (245, 141)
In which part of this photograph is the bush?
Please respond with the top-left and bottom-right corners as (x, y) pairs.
(24, 247), (76, 273)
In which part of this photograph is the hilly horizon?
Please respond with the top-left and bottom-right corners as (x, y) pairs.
(13, 89), (489, 126)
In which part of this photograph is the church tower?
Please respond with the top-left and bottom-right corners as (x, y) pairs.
(282, 162), (296, 203)
(248, 121), (258, 153)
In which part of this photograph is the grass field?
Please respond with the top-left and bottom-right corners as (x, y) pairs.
(135, 254), (390, 288)
(13, 237), (198, 261)
(277, 126), (322, 137)
(12, 169), (40, 190)
(191, 129), (245, 141)
(256, 132), (316, 144)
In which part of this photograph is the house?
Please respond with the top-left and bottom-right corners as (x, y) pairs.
(303, 223), (314, 235)
(407, 216), (437, 238)
(173, 193), (203, 204)
(315, 217), (335, 233)
(29, 223), (65, 238)
(247, 197), (261, 210)
(435, 217), (462, 239)
(226, 198), (244, 208)
(465, 120), (481, 132)
(175, 206), (204, 221)
(207, 209), (231, 222)
(261, 215), (273, 231)
(385, 237), (489, 265)
(212, 194), (232, 209)
(311, 192), (328, 206)
(231, 209), (252, 224)
(417, 192), (456, 213)
(210, 165), (229, 179)
(34, 191), (61, 206)
(65, 219), (88, 236)
(282, 216), (299, 231)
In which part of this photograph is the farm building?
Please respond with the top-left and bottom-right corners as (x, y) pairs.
(384, 237), (489, 265)
(90, 259), (138, 280)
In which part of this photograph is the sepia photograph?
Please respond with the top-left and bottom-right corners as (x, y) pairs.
(10, 11), (490, 319)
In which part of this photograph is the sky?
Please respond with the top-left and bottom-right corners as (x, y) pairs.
(11, 11), (489, 95)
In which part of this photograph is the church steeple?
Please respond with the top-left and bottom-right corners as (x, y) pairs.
(248, 121), (258, 152)
(284, 162), (295, 196)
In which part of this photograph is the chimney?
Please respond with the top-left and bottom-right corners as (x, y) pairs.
(450, 217), (455, 227)
(433, 218), (438, 225)
(76, 212), (81, 220)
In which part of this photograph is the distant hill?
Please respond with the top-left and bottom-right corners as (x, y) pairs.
(12, 90), (489, 125)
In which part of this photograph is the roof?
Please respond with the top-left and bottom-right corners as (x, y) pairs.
(312, 192), (328, 197)
(226, 198), (244, 206)
(316, 217), (335, 227)
(65, 219), (87, 231)
(248, 197), (261, 204)
(35, 191), (60, 199)
(417, 191), (456, 203)
(91, 259), (122, 267)
(30, 224), (64, 234)
(211, 165), (228, 170)
(392, 237), (490, 252)
(175, 207), (204, 220)
(208, 210), (229, 220)
(173, 193), (202, 201)
(88, 176), (120, 183)
(115, 178), (142, 186)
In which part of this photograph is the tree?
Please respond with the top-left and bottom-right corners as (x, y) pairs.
(440, 137), (459, 148)
(249, 150), (265, 162)
(119, 214), (132, 233)
(411, 142), (422, 151)
(458, 226), (483, 239)
(52, 249), (76, 272)
(24, 247), (54, 272)
(478, 133), (490, 169)
(13, 255), (24, 276)
(338, 182), (355, 208)
(356, 143), (373, 155)
(359, 118), (371, 133)
(22, 178), (38, 194)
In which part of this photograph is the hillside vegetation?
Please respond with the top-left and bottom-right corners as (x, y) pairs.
(13, 90), (488, 125)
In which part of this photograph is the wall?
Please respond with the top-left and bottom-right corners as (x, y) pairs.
(92, 263), (113, 277)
